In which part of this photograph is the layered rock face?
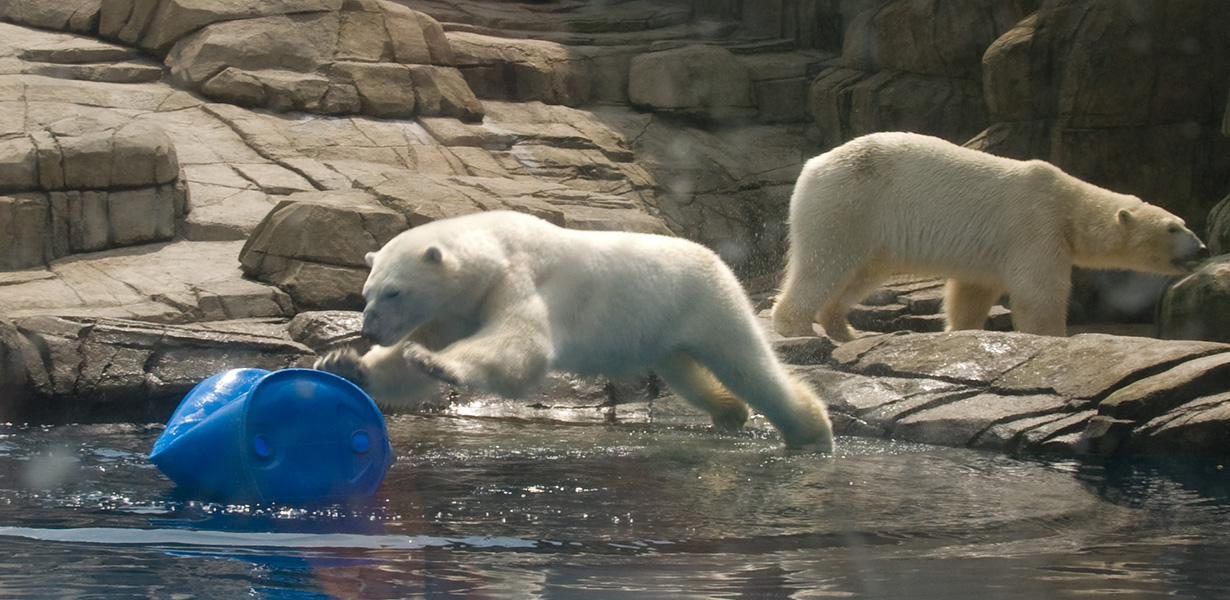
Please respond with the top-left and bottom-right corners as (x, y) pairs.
(2, 0), (1230, 459)
(976, 0), (1230, 233)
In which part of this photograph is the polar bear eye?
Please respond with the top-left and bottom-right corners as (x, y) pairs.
(380, 289), (401, 301)
(1167, 224), (1182, 233)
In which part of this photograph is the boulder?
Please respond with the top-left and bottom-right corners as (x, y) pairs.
(161, 1), (481, 120)
(239, 191), (408, 310)
(0, 0), (100, 35)
(328, 62), (416, 118)
(628, 45), (753, 121)
(1, 117), (179, 193)
(739, 51), (832, 124)
(0, 108), (184, 269)
(0, 184), (184, 270)
(0, 193), (56, 269)
(99, 0), (343, 56)
(1207, 192), (1230, 256)
(1157, 256), (1230, 343)
(1134, 392), (1230, 456)
(166, 13), (343, 89)
(199, 67), (341, 114)
(447, 32), (591, 107)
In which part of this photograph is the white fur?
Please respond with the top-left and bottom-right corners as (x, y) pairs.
(317, 211), (834, 450)
(773, 131), (1206, 340)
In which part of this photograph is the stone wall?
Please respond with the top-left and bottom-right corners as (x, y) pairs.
(975, 0), (1230, 232)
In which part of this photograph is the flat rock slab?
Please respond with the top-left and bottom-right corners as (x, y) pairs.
(800, 326), (1230, 459)
(0, 241), (292, 322)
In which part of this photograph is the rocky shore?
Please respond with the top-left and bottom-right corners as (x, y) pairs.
(2, 0), (1230, 461)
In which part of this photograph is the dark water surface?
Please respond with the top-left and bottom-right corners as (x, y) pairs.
(2, 414), (1229, 599)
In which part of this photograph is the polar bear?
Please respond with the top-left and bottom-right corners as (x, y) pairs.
(773, 131), (1207, 341)
(315, 210), (834, 451)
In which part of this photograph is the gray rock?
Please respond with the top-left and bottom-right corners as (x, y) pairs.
(892, 392), (1069, 448)
(2, 315), (312, 422)
(793, 323), (1230, 458)
(1134, 392), (1230, 456)
(1206, 193), (1230, 256)
(1098, 352), (1230, 421)
(1, 117), (179, 193)
(405, 64), (483, 122)
(354, 170), (670, 235)
(288, 310), (366, 354)
(833, 329), (1058, 386)
(992, 333), (1224, 401)
(1, 183), (184, 270)
(1158, 256), (1230, 343)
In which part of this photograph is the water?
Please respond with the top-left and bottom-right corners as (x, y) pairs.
(2, 413), (1230, 599)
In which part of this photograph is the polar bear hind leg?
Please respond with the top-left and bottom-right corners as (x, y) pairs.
(815, 263), (890, 342)
(655, 352), (750, 431)
(944, 279), (1005, 331)
(686, 340), (834, 451)
(1005, 282), (1070, 336)
(772, 268), (829, 337)
(1002, 263), (1071, 336)
(776, 257), (882, 341)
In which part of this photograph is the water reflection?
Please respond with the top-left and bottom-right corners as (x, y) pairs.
(0, 417), (1229, 598)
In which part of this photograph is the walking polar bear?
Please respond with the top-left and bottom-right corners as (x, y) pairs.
(316, 210), (834, 451)
(773, 131), (1207, 341)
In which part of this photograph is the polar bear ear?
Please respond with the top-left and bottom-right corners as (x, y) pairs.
(364, 251), (377, 267)
(1116, 209), (1135, 226)
(423, 246), (443, 264)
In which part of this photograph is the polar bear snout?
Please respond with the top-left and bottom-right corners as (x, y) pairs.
(359, 310), (385, 343)
(1171, 229), (1208, 272)
(360, 308), (401, 346)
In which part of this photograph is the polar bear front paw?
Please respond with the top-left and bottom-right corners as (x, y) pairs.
(314, 348), (370, 389)
(402, 343), (463, 386)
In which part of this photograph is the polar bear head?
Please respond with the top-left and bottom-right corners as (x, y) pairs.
(1112, 203), (1206, 275)
(359, 223), (507, 346)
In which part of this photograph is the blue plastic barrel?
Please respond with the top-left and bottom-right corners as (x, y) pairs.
(149, 368), (395, 503)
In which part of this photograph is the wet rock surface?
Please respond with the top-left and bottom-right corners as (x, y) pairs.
(1, 1), (1230, 462)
